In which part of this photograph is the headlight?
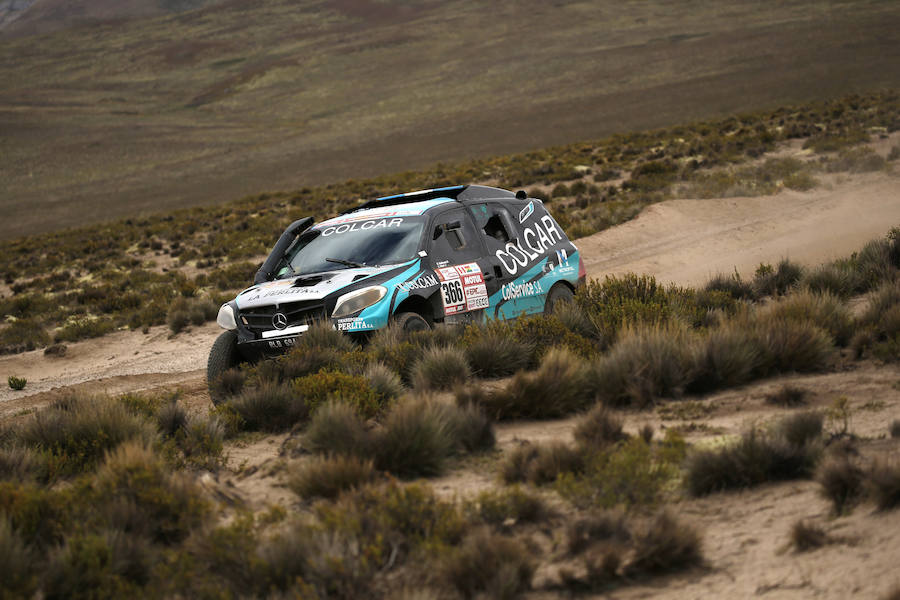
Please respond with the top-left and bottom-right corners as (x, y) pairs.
(217, 304), (237, 330)
(331, 286), (387, 319)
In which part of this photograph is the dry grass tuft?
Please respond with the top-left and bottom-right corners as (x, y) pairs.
(867, 461), (900, 511)
(573, 405), (627, 450)
(303, 400), (370, 457)
(817, 456), (865, 514)
(790, 520), (831, 552)
(228, 382), (308, 432)
(288, 455), (377, 500)
(624, 510), (702, 576)
(411, 345), (471, 391)
(765, 384), (809, 407)
(437, 528), (533, 600)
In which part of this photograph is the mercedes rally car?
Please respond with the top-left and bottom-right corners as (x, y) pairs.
(208, 184), (585, 398)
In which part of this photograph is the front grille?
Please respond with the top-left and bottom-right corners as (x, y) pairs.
(239, 300), (327, 336)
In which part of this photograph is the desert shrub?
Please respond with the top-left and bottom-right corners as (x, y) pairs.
(156, 401), (187, 438)
(411, 345), (471, 391)
(565, 509), (631, 555)
(288, 455), (377, 500)
(764, 289), (854, 346)
(293, 370), (382, 418)
(551, 183), (570, 198)
(43, 532), (138, 599)
(7, 375), (26, 390)
(227, 382), (307, 432)
(0, 518), (36, 598)
(0, 445), (45, 482)
(817, 456), (865, 514)
(749, 316), (834, 374)
(464, 347), (592, 420)
(592, 324), (696, 408)
(802, 262), (864, 298)
(855, 239), (897, 290)
(705, 272), (756, 300)
(508, 314), (598, 362)
(803, 128), (869, 153)
(269, 346), (345, 381)
(573, 405), (627, 450)
(469, 487), (549, 527)
(462, 326), (533, 378)
(752, 259), (804, 297)
(444, 402), (496, 453)
(826, 146), (887, 173)
(500, 442), (584, 486)
(687, 323), (761, 393)
(867, 461), (900, 511)
(0, 318), (50, 354)
(624, 510), (702, 576)
(436, 528), (533, 600)
(17, 395), (151, 477)
(367, 326), (420, 382)
(551, 299), (602, 341)
(854, 281), (900, 360)
(166, 297), (217, 334)
(208, 368), (245, 401)
(891, 420), (900, 438)
(54, 317), (115, 343)
(303, 400), (371, 457)
(790, 520), (830, 552)
(685, 421), (821, 497)
(363, 362), (404, 403)
(94, 442), (209, 544)
(373, 398), (457, 478)
(557, 438), (676, 509)
(177, 416), (226, 470)
(297, 320), (359, 354)
(775, 411), (824, 447)
(765, 384), (809, 407)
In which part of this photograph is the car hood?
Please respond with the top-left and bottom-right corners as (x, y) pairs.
(234, 265), (401, 310)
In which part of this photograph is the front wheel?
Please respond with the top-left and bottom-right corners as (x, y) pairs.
(207, 330), (241, 405)
(393, 311), (431, 333)
(544, 284), (574, 315)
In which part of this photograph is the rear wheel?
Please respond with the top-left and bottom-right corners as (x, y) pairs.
(544, 284), (574, 315)
(393, 311), (431, 333)
(207, 330), (241, 405)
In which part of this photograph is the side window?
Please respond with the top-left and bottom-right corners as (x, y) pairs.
(470, 203), (516, 253)
(429, 208), (483, 266)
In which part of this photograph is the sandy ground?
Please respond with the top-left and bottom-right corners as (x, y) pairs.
(1, 142), (900, 598)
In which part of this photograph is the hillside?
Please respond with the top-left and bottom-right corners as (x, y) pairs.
(1, 0), (899, 239)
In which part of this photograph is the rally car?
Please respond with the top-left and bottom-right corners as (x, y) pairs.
(208, 185), (585, 399)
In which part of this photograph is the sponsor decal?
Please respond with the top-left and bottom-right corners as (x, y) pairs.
(262, 287), (318, 299)
(556, 249), (569, 267)
(436, 262), (489, 315)
(397, 273), (439, 293)
(495, 215), (564, 276)
(336, 317), (375, 332)
(320, 218), (404, 237)
(317, 210), (400, 227)
(518, 201), (534, 223)
(501, 280), (544, 301)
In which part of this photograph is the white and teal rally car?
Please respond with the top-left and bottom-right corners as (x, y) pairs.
(208, 185), (585, 397)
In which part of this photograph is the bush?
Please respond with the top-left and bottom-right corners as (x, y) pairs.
(444, 402), (496, 454)
(752, 259), (803, 297)
(293, 370), (382, 419)
(463, 347), (592, 420)
(573, 405), (627, 450)
(288, 455), (377, 500)
(749, 315), (835, 374)
(775, 411), (824, 448)
(856, 239), (897, 290)
(592, 325), (696, 408)
(500, 442), (584, 485)
(373, 398), (457, 478)
(565, 509), (630, 555)
(817, 456), (865, 514)
(891, 420), (900, 438)
(7, 375), (26, 391)
(410, 345), (471, 391)
(94, 442), (209, 544)
(17, 395), (151, 477)
(802, 262), (864, 299)
(0, 518), (36, 598)
(765, 385), (809, 407)
(764, 289), (854, 346)
(0, 318), (50, 353)
(687, 323), (761, 394)
(705, 272), (756, 300)
(462, 326), (533, 378)
(227, 382), (308, 432)
(685, 421), (821, 497)
(624, 510), (702, 576)
(156, 400), (187, 438)
(469, 487), (549, 527)
(177, 416), (226, 470)
(437, 528), (533, 600)
(0, 445), (44, 482)
(208, 368), (245, 401)
(867, 461), (900, 511)
(297, 320), (358, 354)
(790, 520), (830, 552)
(303, 400), (371, 457)
(363, 362), (404, 404)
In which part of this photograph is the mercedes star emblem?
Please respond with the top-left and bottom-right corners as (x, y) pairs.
(272, 312), (288, 330)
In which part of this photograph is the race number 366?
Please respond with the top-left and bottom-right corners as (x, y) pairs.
(441, 280), (464, 306)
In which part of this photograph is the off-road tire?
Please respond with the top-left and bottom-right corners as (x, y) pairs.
(394, 311), (431, 332)
(207, 330), (241, 405)
(544, 284), (575, 315)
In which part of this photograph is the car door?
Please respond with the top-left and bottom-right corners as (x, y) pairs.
(467, 202), (529, 319)
(427, 207), (492, 322)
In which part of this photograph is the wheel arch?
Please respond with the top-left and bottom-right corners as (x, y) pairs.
(393, 292), (440, 324)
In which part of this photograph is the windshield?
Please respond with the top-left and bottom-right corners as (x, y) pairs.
(278, 216), (426, 277)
